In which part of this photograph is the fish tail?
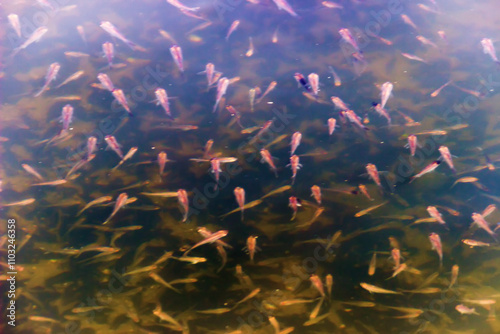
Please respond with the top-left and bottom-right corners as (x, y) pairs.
(34, 85), (47, 97)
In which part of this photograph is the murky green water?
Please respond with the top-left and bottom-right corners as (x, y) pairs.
(2, 0), (500, 333)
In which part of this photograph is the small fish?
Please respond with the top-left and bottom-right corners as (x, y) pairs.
(327, 118), (337, 135)
(438, 146), (456, 173)
(368, 252), (377, 276)
(200, 63), (219, 88)
(12, 26), (48, 57)
(243, 36), (254, 57)
(449, 264), (459, 289)
(156, 151), (170, 176)
(32, 179), (68, 186)
(437, 30), (447, 42)
(402, 287), (441, 294)
(22, 164), (44, 181)
(330, 96), (349, 110)
(342, 301), (376, 308)
(197, 308), (232, 315)
(482, 204), (496, 217)
(86, 137), (97, 160)
(345, 109), (368, 131)
(311, 185), (322, 205)
(260, 149), (278, 177)
(123, 265), (158, 276)
(72, 306), (106, 313)
(1, 198), (36, 207)
(391, 248), (402, 268)
(375, 35), (393, 45)
(76, 25), (86, 44)
(28, 316), (59, 323)
(357, 184), (372, 201)
(100, 21), (144, 51)
(172, 256), (207, 264)
(213, 77), (229, 112)
(462, 239), (490, 247)
(234, 187), (246, 221)
(155, 88), (173, 118)
(405, 135), (418, 156)
(288, 155), (302, 184)
(366, 163), (382, 188)
(322, 1), (343, 9)
(256, 81), (277, 104)
(416, 35), (438, 48)
(360, 283), (402, 294)
(105, 135), (124, 159)
(169, 45), (184, 72)
(272, 26), (279, 43)
(456, 305), (479, 315)
(373, 103), (391, 124)
(451, 177), (478, 188)
(102, 41), (114, 68)
(339, 28), (360, 52)
(245, 236), (259, 262)
(225, 105), (243, 128)
(471, 212), (497, 241)
(380, 82), (393, 109)
(430, 80), (452, 97)
(290, 132), (302, 156)
(186, 22), (212, 35)
(35, 62), (61, 97)
(280, 299), (316, 306)
(429, 232), (443, 267)
(166, 0), (200, 12)
(389, 263), (407, 279)
(59, 104), (74, 131)
(417, 3), (440, 14)
(112, 147), (138, 172)
(413, 130), (447, 136)
(152, 304), (183, 331)
(226, 20), (240, 41)
(103, 193), (129, 224)
(401, 14), (418, 30)
(427, 206), (446, 225)
(460, 299), (496, 306)
(97, 73), (115, 92)
(294, 73), (312, 92)
(308, 73), (319, 96)
(249, 87), (260, 112)
(436, 205), (460, 217)
(453, 84), (485, 98)
(8, 14), (21, 38)
(310, 274), (325, 297)
(260, 185), (291, 200)
(481, 38), (500, 65)
(77, 196), (113, 216)
(289, 196), (301, 221)
(177, 189), (189, 222)
(272, 0), (298, 17)
(56, 70), (85, 89)
(401, 53), (427, 63)
(112, 89), (133, 116)
(149, 272), (181, 293)
(159, 29), (178, 44)
(355, 201), (388, 218)
(328, 66), (341, 87)
(410, 160), (441, 183)
(184, 230), (228, 255)
(326, 274), (333, 297)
